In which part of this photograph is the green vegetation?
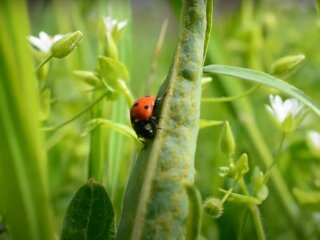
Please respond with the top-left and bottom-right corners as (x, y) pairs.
(1, 0), (320, 239)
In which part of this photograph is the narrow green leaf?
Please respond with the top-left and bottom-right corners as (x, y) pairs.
(185, 184), (202, 240)
(199, 119), (224, 129)
(203, 64), (320, 117)
(203, 0), (213, 60)
(0, 1), (54, 239)
(219, 188), (262, 205)
(60, 179), (116, 240)
(73, 70), (102, 87)
(82, 118), (139, 143)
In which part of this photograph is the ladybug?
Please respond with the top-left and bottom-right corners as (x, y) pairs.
(130, 95), (162, 140)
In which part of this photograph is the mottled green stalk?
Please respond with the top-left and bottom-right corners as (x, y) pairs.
(118, 0), (207, 239)
(0, 1), (54, 239)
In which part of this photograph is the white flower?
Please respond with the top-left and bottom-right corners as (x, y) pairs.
(28, 31), (63, 53)
(307, 131), (320, 151)
(103, 17), (127, 33)
(266, 95), (306, 132)
(103, 17), (127, 34)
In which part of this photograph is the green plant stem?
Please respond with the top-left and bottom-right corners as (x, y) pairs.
(34, 55), (53, 72)
(267, 132), (286, 171)
(249, 205), (266, 240)
(238, 179), (266, 240)
(221, 187), (233, 204)
(88, 90), (105, 183)
(117, 1), (208, 239)
(108, 95), (126, 198)
(185, 184), (202, 240)
(42, 91), (108, 132)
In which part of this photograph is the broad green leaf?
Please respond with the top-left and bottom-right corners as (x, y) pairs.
(99, 56), (129, 85)
(60, 179), (116, 240)
(203, 65), (320, 117)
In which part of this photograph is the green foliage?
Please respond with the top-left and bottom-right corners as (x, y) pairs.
(60, 179), (115, 240)
(2, 0), (320, 240)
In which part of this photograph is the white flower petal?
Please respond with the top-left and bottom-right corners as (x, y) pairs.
(266, 94), (304, 126)
(308, 131), (320, 150)
(28, 31), (65, 53)
(117, 20), (127, 31)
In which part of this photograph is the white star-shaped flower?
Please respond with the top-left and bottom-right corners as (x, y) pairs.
(103, 17), (127, 35)
(266, 95), (306, 132)
(28, 31), (63, 53)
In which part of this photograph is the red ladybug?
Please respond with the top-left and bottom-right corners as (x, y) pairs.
(130, 95), (160, 140)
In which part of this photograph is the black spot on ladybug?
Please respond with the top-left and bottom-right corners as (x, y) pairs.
(144, 105), (149, 110)
(133, 102), (139, 107)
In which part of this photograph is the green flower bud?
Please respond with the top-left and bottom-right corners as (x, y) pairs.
(235, 153), (249, 177)
(73, 70), (102, 87)
(270, 54), (305, 79)
(220, 121), (235, 156)
(203, 197), (223, 218)
(104, 32), (119, 59)
(50, 31), (83, 58)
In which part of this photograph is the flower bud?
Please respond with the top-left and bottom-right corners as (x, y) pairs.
(73, 70), (101, 87)
(220, 121), (235, 156)
(50, 31), (83, 58)
(203, 197), (223, 218)
(270, 54), (305, 79)
(235, 153), (249, 176)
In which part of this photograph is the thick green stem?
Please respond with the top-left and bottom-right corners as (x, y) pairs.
(117, 1), (207, 239)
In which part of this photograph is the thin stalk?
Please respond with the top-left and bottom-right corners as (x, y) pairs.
(267, 132), (286, 171)
(34, 55), (52, 72)
(42, 91), (108, 132)
(88, 90), (105, 183)
(145, 19), (169, 94)
(238, 179), (266, 240)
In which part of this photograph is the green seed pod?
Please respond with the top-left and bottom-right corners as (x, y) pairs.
(203, 197), (223, 219)
(50, 31), (83, 59)
(220, 121), (236, 156)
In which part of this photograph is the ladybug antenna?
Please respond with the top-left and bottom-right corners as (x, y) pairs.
(145, 19), (169, 95)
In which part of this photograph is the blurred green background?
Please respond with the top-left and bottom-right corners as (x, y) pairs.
(1, 0), (320, 239)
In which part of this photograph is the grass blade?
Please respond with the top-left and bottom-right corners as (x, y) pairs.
(203, 64), (320, 117)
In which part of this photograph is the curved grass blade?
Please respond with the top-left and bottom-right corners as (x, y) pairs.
(82, 118), (139, 144)
(203, 64), (320, 117)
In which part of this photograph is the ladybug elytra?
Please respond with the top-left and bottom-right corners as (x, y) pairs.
(130, 95), (162, 140)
